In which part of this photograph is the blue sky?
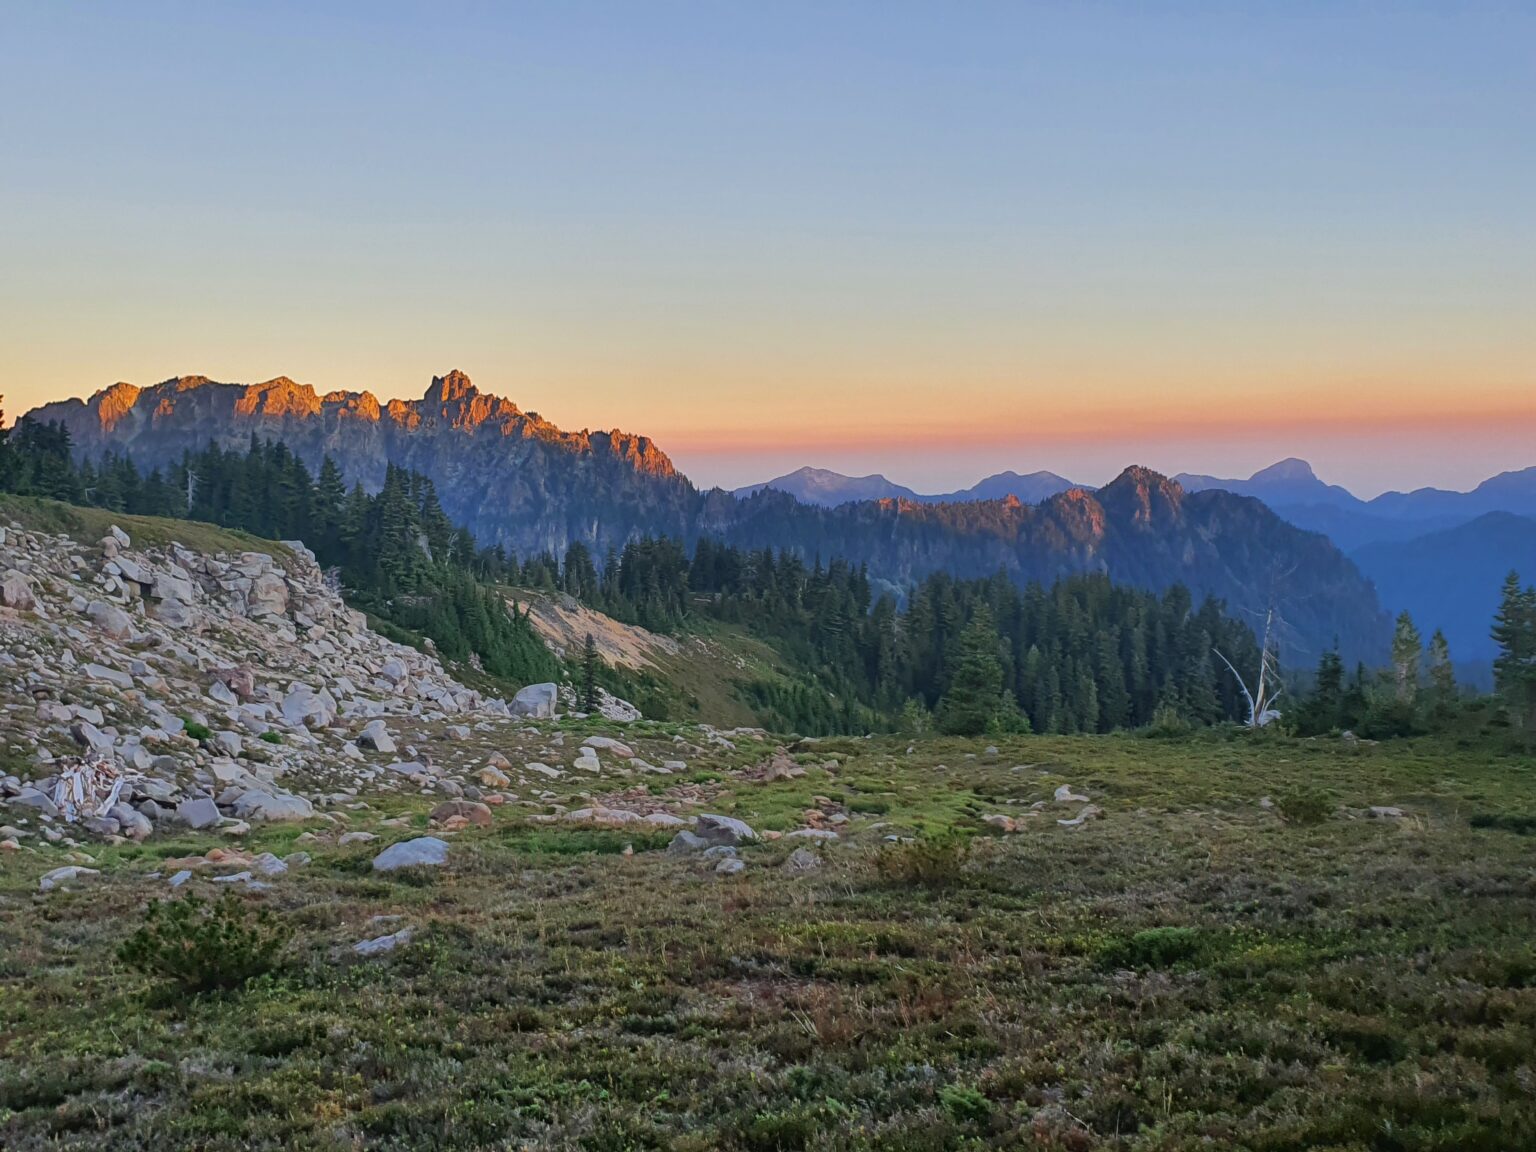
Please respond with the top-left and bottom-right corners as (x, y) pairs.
(2, 2), (1533, 493)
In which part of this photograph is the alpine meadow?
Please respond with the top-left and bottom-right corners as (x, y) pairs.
(3, 5), (1536, 1151)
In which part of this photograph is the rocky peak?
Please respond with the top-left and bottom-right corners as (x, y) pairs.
(1095, 466), (1184, 527)
(423, 369), (478, 407)
(1250, 457), (1318, 483)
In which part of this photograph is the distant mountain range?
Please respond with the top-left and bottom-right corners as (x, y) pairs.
(1175, 457), (1536, 551)
(23, 372), (1392, 662)
(1351, 512), (1536, 664)
(740, 457), (1536, 663)
(736, 466), (1076, 507)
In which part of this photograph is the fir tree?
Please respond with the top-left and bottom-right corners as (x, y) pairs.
(581, 633), (600, 712)
(936, 608), (1006, 736)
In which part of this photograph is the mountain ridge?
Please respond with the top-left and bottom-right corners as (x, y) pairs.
(735, 465), (1076, 507)
(21, 372), (1391, 661)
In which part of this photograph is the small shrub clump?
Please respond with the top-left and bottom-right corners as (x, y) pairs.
(118, 893), (289, 994)
(180, 718), (212, 743)
(875, 834), (970, 888)
(1277, 788), (1333, 826)
(258, 730), (284, 745)
(1099, 926), (1212, 970)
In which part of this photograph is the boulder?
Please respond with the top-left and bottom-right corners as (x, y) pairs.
(247, 571), (290, 617)
(783, 847), (822, 874)
(696, 813), (757, 846)
(478, 764), (511, 788)
(109, 802), (152, 840)
(83, 663), (134, 690)
(153, 597), (196, 628)
(357, 719), (396, 754)
(40, 865), (99, 892)
(281, 685), (334, 730)
(1, 570), (36, 611)
(9, 789), (59, 819)
(582, 735), (634, 758)
(355, 927), (413, 957)
(232, 789), (314, 822)
(667, 830), (710, 855)
(373, 836), (449, 872)
(86, 600), (134, 639)
(510, 682), (558, 719)
(430, 800), (493, 828)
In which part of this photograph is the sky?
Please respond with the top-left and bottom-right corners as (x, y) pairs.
(2, 2), (1533, 496)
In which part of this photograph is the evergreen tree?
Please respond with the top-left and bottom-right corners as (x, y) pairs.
(581, 632), (599, 712)
(936, 608), (1006, 736)
(1492, 570), (1536, 733)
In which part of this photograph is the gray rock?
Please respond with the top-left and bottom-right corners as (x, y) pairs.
(251, 852), (288, 876)
(782, 846), (822, 873)
(71, 721), (116, 755)
(176, 797), (222, 830)
(510, 682), (558, 719)
(582, 735), (634, 758)
(784, 828), (839, 841)
(232, 789), (315, 822)
(167, 869), (192, 888)
(153, 597), (195, 628)
(247, 571), (289, 617)
(39, 865), (99, 892)
(281, 685), (334, 730)
(1, 569), (36, 611)
(86, 600), (134, 639)
(372, 836), (450, 872)
(667, 830), (709, 855)
(378, 656), (408, 685)
(9, 788), (59, 819)
(696, 813), (757, 846)
(715, 857), (746, 875)
(357, 719), (396, 753)
(109, 802), (152, 840)
(83, 663), (134, 690)
(213, 730), (243, 757)
(354, 927), (413, 956)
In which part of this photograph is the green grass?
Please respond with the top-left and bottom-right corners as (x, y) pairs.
(0, 493), (287, 556)
(3, 731), (1536, 1149)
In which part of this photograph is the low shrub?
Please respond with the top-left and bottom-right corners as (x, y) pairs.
(875, 834), (970, 887)
(180, 718), (212, 743)
(1277, 788), (1333, 826)
(1470, 812), (1536, 836)
(258, 730), (284, 744)
(118, 892), (289, 994)
(1099, 926), (1210, 970)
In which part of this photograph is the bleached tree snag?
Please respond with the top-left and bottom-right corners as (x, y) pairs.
(1215, 606), (1283, 728)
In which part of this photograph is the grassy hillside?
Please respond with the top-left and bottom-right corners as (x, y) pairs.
(4, 728), (1535, 1149)
(0, 493), (287, 557)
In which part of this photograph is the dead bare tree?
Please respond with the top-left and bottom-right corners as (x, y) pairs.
(1215, 562), (1295, 728)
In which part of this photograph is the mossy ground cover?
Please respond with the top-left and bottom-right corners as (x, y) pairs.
(3, 732), (1535, 1150)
